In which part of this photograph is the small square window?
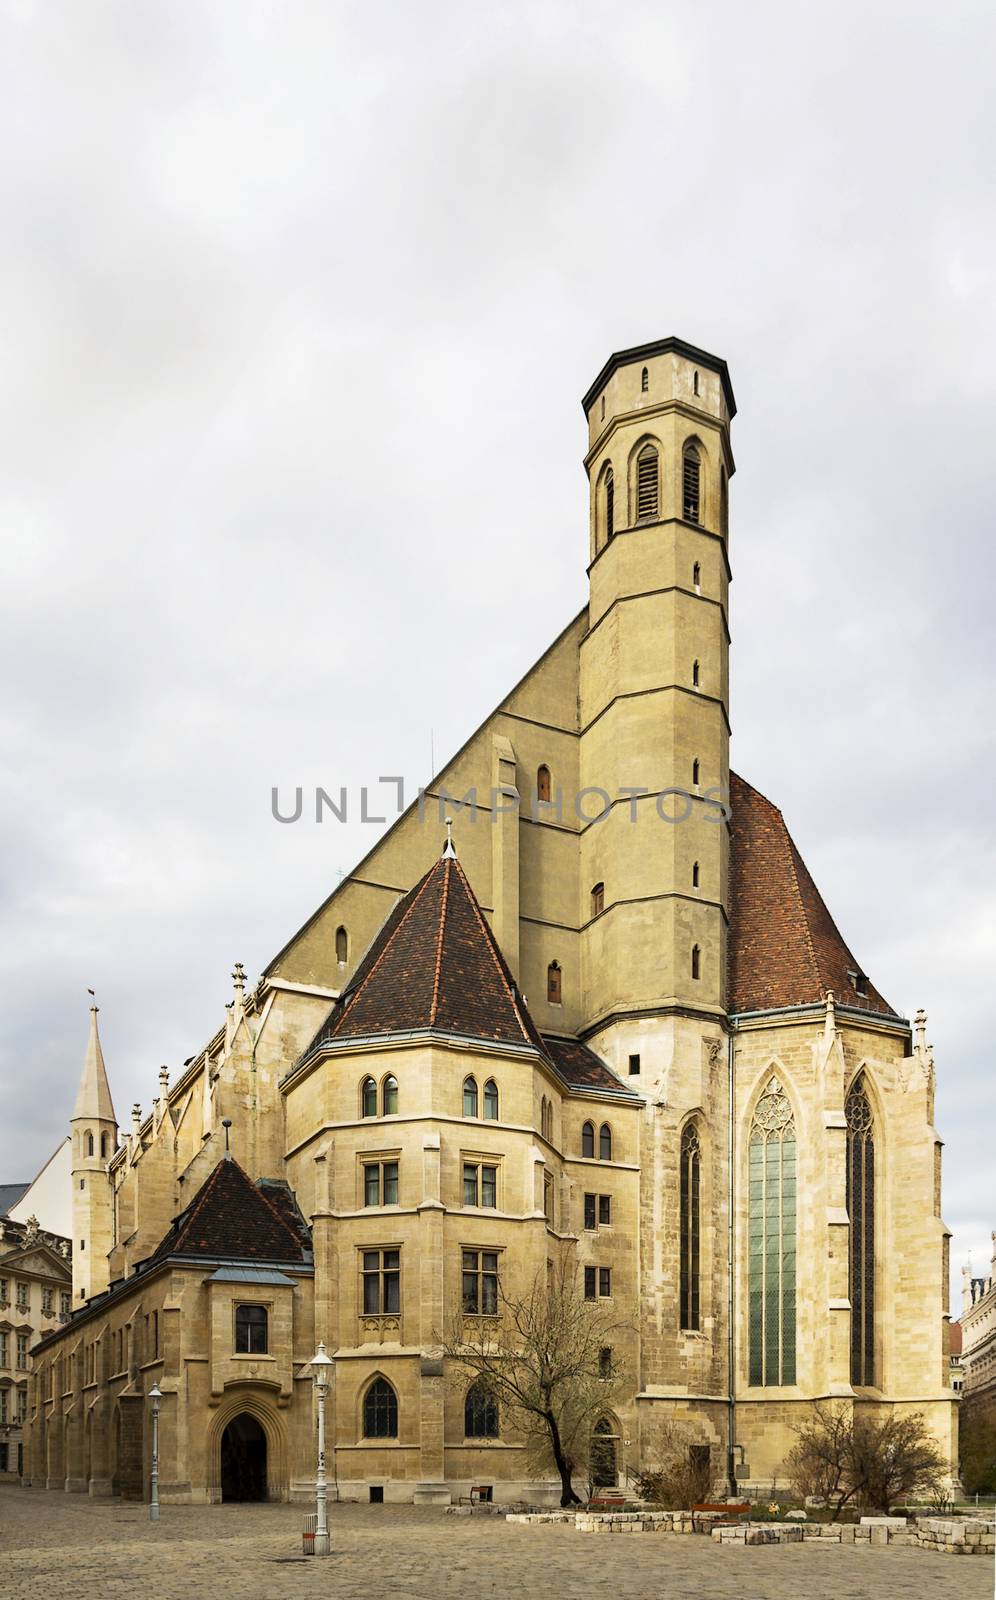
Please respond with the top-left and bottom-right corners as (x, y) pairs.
(628, 1054), (641, 1075)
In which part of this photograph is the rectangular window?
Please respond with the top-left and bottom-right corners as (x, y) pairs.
(16, 1334), (28, 1369)
(598, 1267), (612, 1298)
(364, 1160), (399, 1207)
(60, 1292), (70, 1317)
(462, 1250), (499, 1315)
(584, 1266), (596, 1301)
(234, 1304), (268, 1355)
(362, 1249), (401, 1315)
(0, 1278), (7, 1305)
(16, 1388), (27, 1423)
(0, 1393), (7, 1426)
(15, 1282), (28, 1310)
(598, 1195), (611, 1227)
(42, 1288), (54, 1314)
(584, 1193), (597, 1230)
(0, 1333), (8, 1368)
(599, 1346), (612, 1378)
(463, 1161), (498, 1208)
(628, 1053), (641, 1075)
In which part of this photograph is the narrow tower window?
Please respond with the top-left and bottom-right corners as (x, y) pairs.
(547, 961), (562, 1004)
(537, 763), (551, 803)
(85, 1131), (94, 1157)
(591, 882), (604, 917)
(680, 1122), (702, 1330)
(382, 1075), (399, 1115)
(100, 1132), (110, 1159)
(635, 444), (659, 521)
(692, 759), (700, 786)
(748, 1077), (797, 1386)
(483, 1079), (499, 1120)
(720, 466), (728, 536)
(463, 1076), (479, 1118)
(335, 925), (348, 965)
(361, 1076), (378, 1118)
(640, 366), (649, 392)
(693, 561), (701, 589)
(604, 467), (614, 541)
(846, 1077), (875, 1386)
(692, 659), (700, 687)
(599, 1123), (612, 1161)
(600, 394), (605, 420)
(691, 945), (701, 980)
(693, 370), (699, 396)
(692, 861), (700, 888)
(683, 443), (701, 523)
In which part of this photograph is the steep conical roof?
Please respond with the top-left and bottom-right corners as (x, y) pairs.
(304, 850), (547, 1057)
(72, 1005), (117, 1124)
(728, 772), (897, 1017)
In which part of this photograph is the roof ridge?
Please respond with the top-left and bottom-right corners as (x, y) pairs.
(428, 857), (451, 1026)
(452, 858), (532, 1046)
(245, 1168), (309, 1253)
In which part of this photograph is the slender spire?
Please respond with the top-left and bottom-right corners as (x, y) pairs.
(72, 1001), (117, 1125)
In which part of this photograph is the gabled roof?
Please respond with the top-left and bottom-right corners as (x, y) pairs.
(302, 852), (549, 1060)
(147, 1157), (310, 1267)
(728, 772), (898, 1018)
(542, 1035), (638, 1098)
(0, 1184), (29, 1216)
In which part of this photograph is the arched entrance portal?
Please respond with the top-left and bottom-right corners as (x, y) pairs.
(221, 1413), (268, 1502)
(590, 1419), (617, 1488)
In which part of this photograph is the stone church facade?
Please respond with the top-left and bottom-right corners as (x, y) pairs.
(26, 337), (958, 1504)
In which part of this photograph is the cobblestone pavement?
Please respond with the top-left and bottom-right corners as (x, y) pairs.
(1, 1487), (993, 1600)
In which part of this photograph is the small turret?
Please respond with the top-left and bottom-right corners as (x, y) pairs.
(70, 1001), (118, 1302)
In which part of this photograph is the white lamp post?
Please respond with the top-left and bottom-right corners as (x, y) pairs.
(309, 1344), (333, 1556)
(148, 1383), (162, 1521)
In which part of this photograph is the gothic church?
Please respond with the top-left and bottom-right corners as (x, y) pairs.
(27, 338), (957, 1504)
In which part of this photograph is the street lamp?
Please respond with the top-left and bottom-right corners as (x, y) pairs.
(309, 1343), (333, 1556)
(148, 1384), (162, 1521)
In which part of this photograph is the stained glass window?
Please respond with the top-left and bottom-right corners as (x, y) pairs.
(846, 1076), (875, 1386)
(748, 1077), (796, 1386)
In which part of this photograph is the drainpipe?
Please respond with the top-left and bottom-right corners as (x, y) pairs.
(726, 1029), (737, 1497)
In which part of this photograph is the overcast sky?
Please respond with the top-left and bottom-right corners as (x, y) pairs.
(1, 2), (993, 1308)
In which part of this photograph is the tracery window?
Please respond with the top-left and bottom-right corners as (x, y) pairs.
(363, 1376), (398, 1438)
(748, 1076), (797, 1386)
(680, 1122), (701, 1330)
(464, 1380), (499, 1438)
(846, 1076), (875, 1386)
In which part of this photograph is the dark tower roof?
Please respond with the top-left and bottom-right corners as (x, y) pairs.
(147, 1157), (310, 1266)
(582, 335), (737, 417)
(305, 851), (547, 1055)
(728, 772), (898, 1018)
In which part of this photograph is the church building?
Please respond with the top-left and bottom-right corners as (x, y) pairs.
(26, 337), (958, 1504)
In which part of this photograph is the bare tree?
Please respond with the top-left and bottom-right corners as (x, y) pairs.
(786, 1402), (948, 1516)
(440, 1254), (630, 1506)
(635, 1418), (716, 1509)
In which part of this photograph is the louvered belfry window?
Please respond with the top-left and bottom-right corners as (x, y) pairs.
(683, 444), (701, 523)
(605, 468), (614, 540)
(846, 1077), (875, 1385)
(636, 445), (659, 521)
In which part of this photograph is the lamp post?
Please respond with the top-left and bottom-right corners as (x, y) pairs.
(309, 1344), (333, 1556)
(148, 1383), (162, 1521)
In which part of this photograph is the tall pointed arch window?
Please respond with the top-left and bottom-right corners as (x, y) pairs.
(382, 1075), (399, 1116)
(335, 925), (348, 965)
(635, 444), (659, 521)
(363, 1376), (398, 1438)
(361, 1076), (378, 1118)
(85, 1131), (94, 1157)
(846, 1076), (875, 1386)
(683, 443), (701, 523)
(536, 764), (551, 803)
(748, 1076), (797, 1386)
(463, 1076), (479, 1118)
(483, 1079), (499, 1120)
(680, 1122), (701, 1330)
(604, 466), (614, 542)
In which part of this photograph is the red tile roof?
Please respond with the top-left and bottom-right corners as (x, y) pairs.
(728, 772), (897, 1017)
(308, 853), (548, 1055)
(542, 1035), (637, 1097)
(949, 1320), (963, 1356)
(148, 1157), (310, 1265)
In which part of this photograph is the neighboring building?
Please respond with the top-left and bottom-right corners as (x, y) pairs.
(949, 1320), (965, 1394)
(961, 1242), (996, 1432)
(8, 1141), (73, 1239)
(26, 338), (958, 1505)
(0, 1215), (72, 1480)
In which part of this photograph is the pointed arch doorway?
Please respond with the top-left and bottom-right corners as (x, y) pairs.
(220, 1412), (267, 1502)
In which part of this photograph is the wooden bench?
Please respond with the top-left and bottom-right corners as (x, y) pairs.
(587, 1494), (626, 1511)
(459, 1485), (493, 1506)
(692, 1501), (750, 1531)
